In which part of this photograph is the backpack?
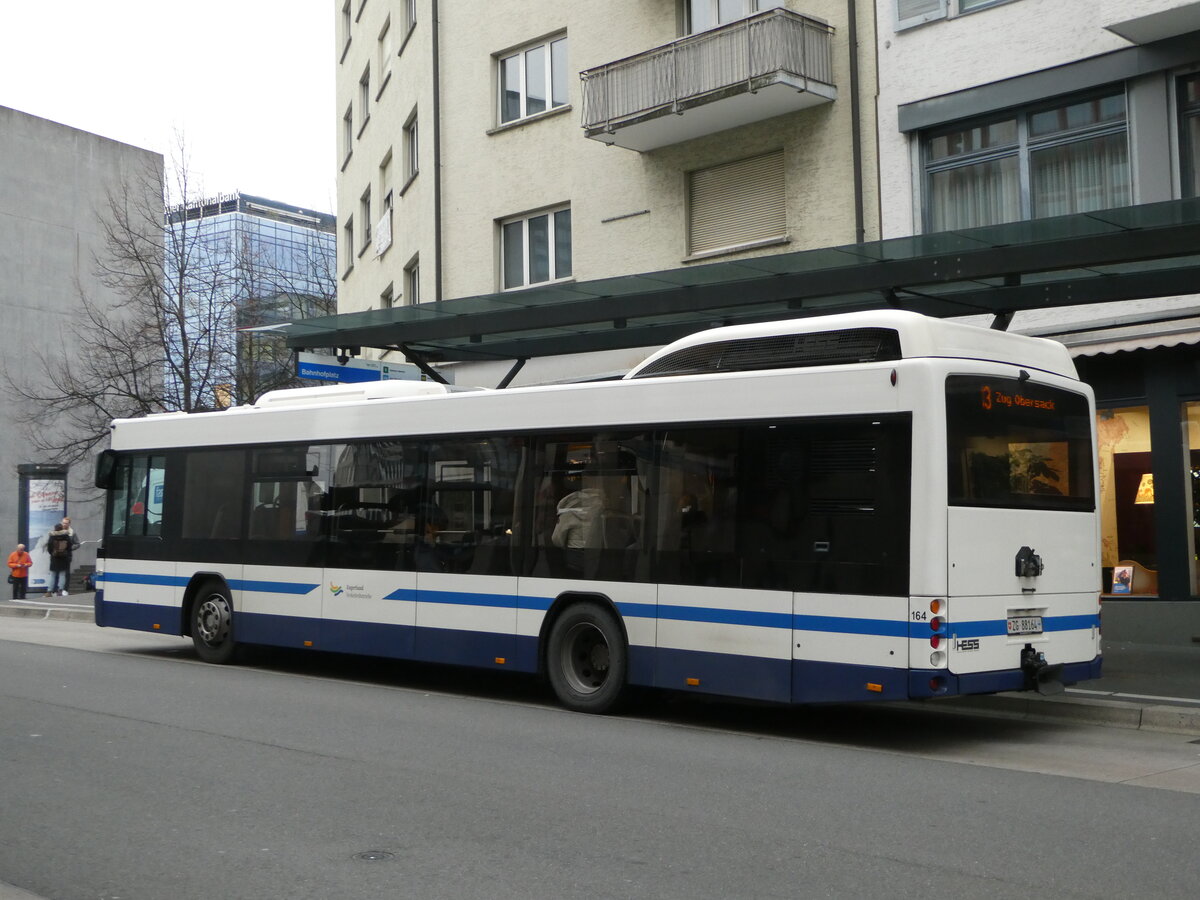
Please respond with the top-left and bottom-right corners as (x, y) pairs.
(50, 534), (71, 558)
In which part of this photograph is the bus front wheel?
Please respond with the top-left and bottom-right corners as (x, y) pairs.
(546, 602), (627, 714)
(191, 583), (236, 664)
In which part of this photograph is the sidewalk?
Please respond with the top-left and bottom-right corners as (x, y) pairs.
(2, 594), (1199, 734)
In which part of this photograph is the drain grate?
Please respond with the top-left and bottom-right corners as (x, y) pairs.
(354, 850), (396, 862)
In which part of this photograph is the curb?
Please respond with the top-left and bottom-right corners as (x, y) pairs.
(0, 603), (94, 624)
(930, 692), (1200, 736)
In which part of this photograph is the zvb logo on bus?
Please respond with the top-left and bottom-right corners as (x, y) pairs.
(979, 385), (1056, 412)
(330, 583), (344, 596)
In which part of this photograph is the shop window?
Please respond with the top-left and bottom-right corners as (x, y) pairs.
(1096, 406), (1157, 594)
(1184, 402), (1200, 595)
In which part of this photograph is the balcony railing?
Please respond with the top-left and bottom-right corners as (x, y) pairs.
(581, 9), (836, 152)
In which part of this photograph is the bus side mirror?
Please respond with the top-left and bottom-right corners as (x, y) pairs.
(95, 449), (118, 489)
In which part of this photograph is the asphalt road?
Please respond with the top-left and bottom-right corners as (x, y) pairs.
(2, 619), (1199, 900)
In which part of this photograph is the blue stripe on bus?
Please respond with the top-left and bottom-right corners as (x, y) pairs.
(418, 590), (522, 610)
(229, 579), (319, 595)
(657, 604), (793, 629)
(99, 573), (1099, 639)
(102, 572), (186, 588)
(101, 571), (318, 595)
(948, 613), (1100, 638)
(798, 614), (910, 638)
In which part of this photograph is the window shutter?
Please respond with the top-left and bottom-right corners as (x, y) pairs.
(688, 150), (786, 255)
(895, 0), (946, 30)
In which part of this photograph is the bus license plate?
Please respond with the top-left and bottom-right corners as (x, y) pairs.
(1007, 615), (1043, 636)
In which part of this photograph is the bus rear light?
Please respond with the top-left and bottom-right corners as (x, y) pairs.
(930, 651), (945, 667)
(929, 676), (946, 693)
(930, 634), (940, 649)
(930, 616), (943, 632)
(929, 599), (941, 614)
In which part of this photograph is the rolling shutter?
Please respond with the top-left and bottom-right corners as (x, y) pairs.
(895, 0), (946, 30)
(687, 150), (786, 255)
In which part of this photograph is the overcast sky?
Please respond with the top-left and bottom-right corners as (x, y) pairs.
(1, 0), (335, 213)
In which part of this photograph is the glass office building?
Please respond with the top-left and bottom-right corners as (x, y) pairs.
(166, 193), (336, 408)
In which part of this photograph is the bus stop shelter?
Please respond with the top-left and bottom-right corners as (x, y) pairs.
(286, 197), (1200, 386)
(284, 197), (1200, 609)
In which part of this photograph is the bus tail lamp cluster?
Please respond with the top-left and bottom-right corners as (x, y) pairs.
(929, 599), (947, 667)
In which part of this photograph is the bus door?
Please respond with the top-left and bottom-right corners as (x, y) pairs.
(942, 375), (1100, 683)
(414, 438), (523, 669)
(321, 442), (417, 658)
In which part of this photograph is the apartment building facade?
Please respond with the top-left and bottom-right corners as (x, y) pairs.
(335, 0), (879, 384)
(876, 0), (1200, 621)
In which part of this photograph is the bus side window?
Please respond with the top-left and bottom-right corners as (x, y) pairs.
(533, 433), (650, 582)
(657, 429), (738, 588)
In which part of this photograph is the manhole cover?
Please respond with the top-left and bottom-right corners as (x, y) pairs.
(354, 850), (395, 862)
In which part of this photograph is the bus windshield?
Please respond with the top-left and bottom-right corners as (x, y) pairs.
(946, 374), (1094, 511)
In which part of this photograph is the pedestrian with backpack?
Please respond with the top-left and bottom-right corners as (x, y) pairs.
(45, 521), (74, 597)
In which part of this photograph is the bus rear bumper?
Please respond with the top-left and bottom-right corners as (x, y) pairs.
(911, 655), (1102, 699)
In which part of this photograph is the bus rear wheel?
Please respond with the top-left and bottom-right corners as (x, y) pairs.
(547, 602), (627, 714)
(191, 583), (236, 664)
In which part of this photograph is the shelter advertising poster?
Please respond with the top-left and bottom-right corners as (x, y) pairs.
(25, 478), (66, 593)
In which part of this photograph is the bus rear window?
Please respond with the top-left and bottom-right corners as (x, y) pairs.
(947, 375), (1094, 511)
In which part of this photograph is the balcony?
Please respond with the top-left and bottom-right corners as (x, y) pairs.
(580, 9), (836, 152)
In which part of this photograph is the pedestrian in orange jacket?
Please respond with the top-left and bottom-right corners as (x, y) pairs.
(8, 543), (33, 600)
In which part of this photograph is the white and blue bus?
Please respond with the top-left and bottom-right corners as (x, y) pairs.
(93, 310), (1101, 712)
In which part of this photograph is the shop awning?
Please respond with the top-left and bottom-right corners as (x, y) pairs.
(286, 197), (1200, 367)
(1062, 315), (1200, 357)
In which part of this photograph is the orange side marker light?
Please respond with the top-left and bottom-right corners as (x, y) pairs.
(866, 682), (883, 693)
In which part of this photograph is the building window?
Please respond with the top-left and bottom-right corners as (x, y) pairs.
(923, 90), (1129, 231)
(403, 110), (419, 184)
(377, 17), (393, 94)
(405, 0), (417, 33)
(405, 255), (420, 305)
(381, 283), (395, 309)
(376, 150), (394, 256)
(499, 36), (568, 124)
(360, 187), (372, 253)
(687, 150), (786, 256)
(895, 1), (1013, 30)
(340, 0), (353, 59)
(687, 0), (784, 34)
(501, 207), (572, 290)
(358, 66), (371, 134)
(1181, 73), (1200, 198)
(342, 217), (354, 276)
(342, 105), (354, 165)
(379, 150), (393, 209)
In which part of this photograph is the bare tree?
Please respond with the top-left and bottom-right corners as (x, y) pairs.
(3, 137), (336, 464)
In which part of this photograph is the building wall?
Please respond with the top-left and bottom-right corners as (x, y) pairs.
(0, 105), (164, 567)
(336, 0), (880, 384)
(875, 0), (1199, 238)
